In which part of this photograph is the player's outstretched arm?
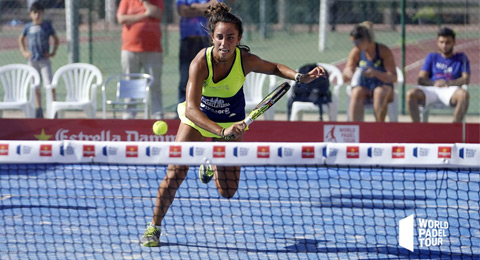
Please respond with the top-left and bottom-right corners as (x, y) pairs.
(243, 52), (325, 83)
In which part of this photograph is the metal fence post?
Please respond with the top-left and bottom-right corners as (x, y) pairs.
(65, 0), (79, 63)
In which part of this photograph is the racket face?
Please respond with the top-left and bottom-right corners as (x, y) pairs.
(249, 82), (291, 121)
(254, 82), (291, 110)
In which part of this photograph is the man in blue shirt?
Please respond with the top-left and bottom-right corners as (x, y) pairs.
(407, 27), (470, 122)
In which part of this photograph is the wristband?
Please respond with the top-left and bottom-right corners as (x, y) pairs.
(220, 128), (226, 138)
(295, 73), (303, 84)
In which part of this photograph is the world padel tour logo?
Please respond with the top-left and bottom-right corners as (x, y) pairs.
(39, 144), (52, 157)
(392, 146), (405, 159)
(213, 146), (226, 158)
(83, 145), (95, 157)
(257, 146), (270, 158)
(302, 146), (315, 159)
(169, 146), (182, 158)
(346, 146), (359, 158)
(126, 145), (138, 158)
(399, 214), (449, 252)
(437, 146), (452, 158)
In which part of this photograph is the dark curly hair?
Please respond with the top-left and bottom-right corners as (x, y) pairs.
(204, 2), (249, 52)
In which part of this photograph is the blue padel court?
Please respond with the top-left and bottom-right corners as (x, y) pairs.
(0, 164), (479, 259)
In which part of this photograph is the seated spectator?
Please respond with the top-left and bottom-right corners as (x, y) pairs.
(406, 27), (470, 122)
(342, 21), (397, 122)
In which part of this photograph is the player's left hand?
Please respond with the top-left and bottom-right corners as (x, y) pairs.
(301, 66), (327, 84)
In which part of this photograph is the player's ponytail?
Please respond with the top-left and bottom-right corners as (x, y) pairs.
(350, 21), (375, 42)
(205, 2), (250, 52)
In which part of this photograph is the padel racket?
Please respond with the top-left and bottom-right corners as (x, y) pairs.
(244, 81), (291, 126)
(224, 82), (290, 139)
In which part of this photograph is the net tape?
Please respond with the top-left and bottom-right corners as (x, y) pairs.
(0, 141), (479, 168)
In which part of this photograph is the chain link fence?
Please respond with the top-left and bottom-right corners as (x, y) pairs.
(0, 0), (478, 119)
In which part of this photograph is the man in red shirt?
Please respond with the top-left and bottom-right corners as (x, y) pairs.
(117, 0), (164, 119)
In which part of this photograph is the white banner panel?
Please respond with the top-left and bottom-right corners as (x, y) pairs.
(0, 141), (478, 168)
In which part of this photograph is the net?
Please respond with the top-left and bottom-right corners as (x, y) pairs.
(0, 141), (479, 260)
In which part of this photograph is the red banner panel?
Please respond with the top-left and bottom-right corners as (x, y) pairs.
(0, 119), (478, 143)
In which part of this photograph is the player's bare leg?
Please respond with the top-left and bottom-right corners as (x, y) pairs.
(406, 88), (426, 122)
(209, 136), (242, 198)
(152, 165), (189, 226)
(142, 123), (206, 247)
(450, 88), (469, 123)
(349, 86), (370, 121)
(373, 85), (393, 122)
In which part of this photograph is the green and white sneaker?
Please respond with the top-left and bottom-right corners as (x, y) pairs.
(140, 223), (160, 247)
(199, 160), (214, 184)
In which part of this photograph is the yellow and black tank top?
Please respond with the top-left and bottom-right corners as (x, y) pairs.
(201, 46), (246, 122)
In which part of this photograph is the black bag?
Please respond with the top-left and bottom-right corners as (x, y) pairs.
(287, 63), (331, 120)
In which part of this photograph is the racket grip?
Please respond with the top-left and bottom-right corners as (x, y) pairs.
(224, 117), (253, 139)
(244, 117), (254, 126)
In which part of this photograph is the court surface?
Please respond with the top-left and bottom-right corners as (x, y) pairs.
(0, 164), (478, 260)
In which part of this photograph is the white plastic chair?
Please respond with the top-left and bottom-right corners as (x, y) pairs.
(289, 63), (343, 121)
(0, 64), (40, 118)
(244, 72), (277, 120)
(102, 73), (154, 119)
(46, 63), (103, 119)
(346, 66), (403, 122)
(419, 84), (468, 122)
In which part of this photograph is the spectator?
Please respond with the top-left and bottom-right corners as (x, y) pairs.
(117, 0), (164, 119)
(18, 1), (59, 118)
(176, 0), (220, 104)
(407, 27), (470, 122)
(342, 21), (397, 122)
